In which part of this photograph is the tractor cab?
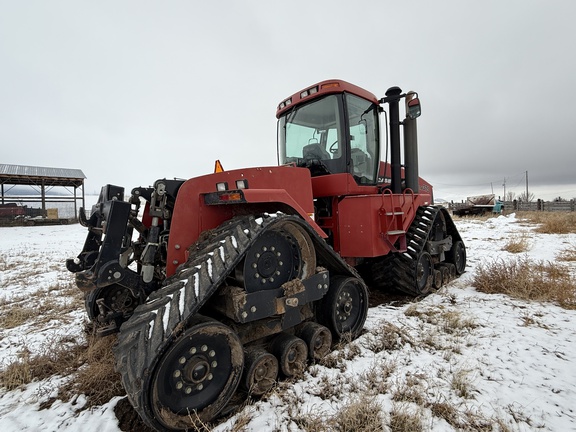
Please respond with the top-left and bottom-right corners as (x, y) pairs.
(277, 80), (381, 186)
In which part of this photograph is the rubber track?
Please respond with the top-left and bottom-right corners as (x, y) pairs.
(113, 213), (358, 431)
(372, 206), (456, 296)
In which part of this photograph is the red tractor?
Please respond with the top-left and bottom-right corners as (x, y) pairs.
(67, 79), (465, 431)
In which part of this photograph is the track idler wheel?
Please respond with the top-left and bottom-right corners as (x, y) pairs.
(271, 333), (308, 377)
(298, 322), (332, 361)
(242, 348), (278, 396)
(150, 317), (244, 429)
(318, 276), (368, 340)
(415, 252), (433, 295)
(447, 240), (467, 275)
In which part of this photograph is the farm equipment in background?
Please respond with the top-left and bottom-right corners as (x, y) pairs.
(0, 203), (26, 219)
(67, 79), (466, 431)
(452, 193), (503, 216)
(0, 203), (59, 226)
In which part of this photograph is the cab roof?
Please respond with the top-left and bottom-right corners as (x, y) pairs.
(276, 79), (379, 119)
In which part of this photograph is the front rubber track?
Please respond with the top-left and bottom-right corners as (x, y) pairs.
(371, 206), (465, 296)
(113, 213), (360, 431)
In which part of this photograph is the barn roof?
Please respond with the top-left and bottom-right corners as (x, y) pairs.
(0, 164), (86, 187)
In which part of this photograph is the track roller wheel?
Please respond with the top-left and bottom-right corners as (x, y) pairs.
(433, 269), (442, 289)
(242, 348), (278, 396)
(271, 333), (308, 377)
(298, 322), (332, 361)
(438, 265), (451, 284)
(446, 263), (457, 278)
(447, 240), (466, 274)
(150, 317), (244, 429)
(318, 276), (368, 340)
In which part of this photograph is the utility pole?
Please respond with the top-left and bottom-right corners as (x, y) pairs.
(526, 171), (529, 201)
(503, 178), (506, 202)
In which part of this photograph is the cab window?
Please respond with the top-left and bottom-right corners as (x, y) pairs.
(345, 93), (379, 184)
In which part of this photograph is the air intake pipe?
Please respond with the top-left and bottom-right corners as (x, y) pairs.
(403, 92), (419, 193)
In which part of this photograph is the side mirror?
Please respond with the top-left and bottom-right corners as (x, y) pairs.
(406, 93), (421, 119)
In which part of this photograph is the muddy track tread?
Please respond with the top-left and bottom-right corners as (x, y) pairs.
(113, 216), (260, 427)
(113, 213), (359, 431)
(372, 206), (442, 296)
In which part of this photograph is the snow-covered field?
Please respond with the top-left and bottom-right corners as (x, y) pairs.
(1, 213), (575, 431)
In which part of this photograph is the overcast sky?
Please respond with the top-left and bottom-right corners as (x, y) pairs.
(1, 1), (575, 201)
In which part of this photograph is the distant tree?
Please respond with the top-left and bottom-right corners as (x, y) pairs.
(554, 196), (567, 202)
(518, 191), (535, 202)
(506, 191), (516, 201)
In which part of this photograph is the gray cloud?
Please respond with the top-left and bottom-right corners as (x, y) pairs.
(1, 1), (574, 201)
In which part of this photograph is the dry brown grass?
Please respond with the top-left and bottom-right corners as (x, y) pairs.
(350, 360), (395, 395)
(0, 296), (80, 329)
(0, 277), (83, 329)
(472, 257), (576, 309)
(0, 335), (84, 391)
(452, 213), (493, 222)
(60, 334), (125, 407)
(0, 305), (38, 329)
(364, 321), (413, 352)
(451, 368), (475, 399)
(428, 399), (461, 428)
(318, 334), (361, 370)
(296, 395), (385, 432)
(0, 350), (33, 390)
(557, 245), (576, 262)
(502, 234), (530, 253)
(391, 377), (427, 406)
(333, 395), (384, 431)
(0, 331), (124, 408)
(389, 403), (423, 432)
(405, 305), (477, 334)
(519, 211), (576, 234)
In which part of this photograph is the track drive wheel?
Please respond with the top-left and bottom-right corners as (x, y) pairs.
(318, 276), (368, 340)
(149, 317), (244, 430)
(236, 221), (316, 293)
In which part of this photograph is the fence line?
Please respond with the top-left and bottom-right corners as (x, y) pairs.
(449, 199), (575, 213)
(507, 199), (575, 212)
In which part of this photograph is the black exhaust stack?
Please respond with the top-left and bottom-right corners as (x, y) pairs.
(383, 87), (421, 194)
(385, 87), (403, 194)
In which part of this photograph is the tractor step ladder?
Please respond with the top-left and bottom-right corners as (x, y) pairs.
(379, 192), (407, 252)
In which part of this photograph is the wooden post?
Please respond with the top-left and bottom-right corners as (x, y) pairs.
(41, 179), (46, 211)
(74, 186), (78, 221)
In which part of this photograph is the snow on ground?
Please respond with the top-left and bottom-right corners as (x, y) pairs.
(1, 213), (575, 431)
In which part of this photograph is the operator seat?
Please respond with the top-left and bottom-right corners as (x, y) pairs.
(350, 148), (371, 178)
(303, 143), (330, 160)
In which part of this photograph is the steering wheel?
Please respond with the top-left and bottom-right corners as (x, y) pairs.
(329, 140), (339, 154)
